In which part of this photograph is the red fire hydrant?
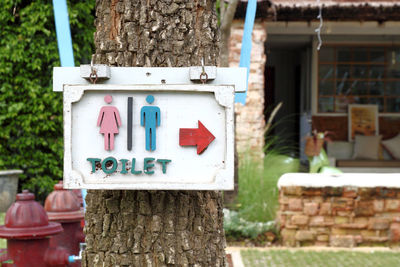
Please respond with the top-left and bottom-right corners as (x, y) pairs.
(0, 190), (70, 267)
(45, 182), (85, 267)
(71, 190), (83, 208)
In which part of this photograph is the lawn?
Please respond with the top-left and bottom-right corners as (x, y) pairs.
(236, 152), (299, 222)
(224, 152), (300, 243)
(241, 249), (400, 267)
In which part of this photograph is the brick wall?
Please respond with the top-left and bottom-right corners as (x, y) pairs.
(279, 180), (400, 247)
(229, 20), (267, 158)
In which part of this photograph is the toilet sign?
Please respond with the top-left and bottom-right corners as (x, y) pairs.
(63, 84), (234, 190)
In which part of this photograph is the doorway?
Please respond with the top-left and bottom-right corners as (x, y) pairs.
(264, 37), (312, 160)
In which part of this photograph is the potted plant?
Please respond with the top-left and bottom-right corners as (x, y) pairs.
(0, 170), (22, 212)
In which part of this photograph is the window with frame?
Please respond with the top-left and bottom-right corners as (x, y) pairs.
(318, 45), (400, 113)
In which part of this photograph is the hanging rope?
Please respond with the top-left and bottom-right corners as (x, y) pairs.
(315, 0), (323, 50)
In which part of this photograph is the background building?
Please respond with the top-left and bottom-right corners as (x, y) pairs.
(231, 0), (400, 160)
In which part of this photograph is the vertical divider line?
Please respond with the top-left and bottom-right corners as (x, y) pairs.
(128, 97), (133, 151)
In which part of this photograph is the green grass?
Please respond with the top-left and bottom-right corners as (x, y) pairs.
(0, 213), (5, 249)
(236, 152), (299, 222)
(241, 249), (400, 267)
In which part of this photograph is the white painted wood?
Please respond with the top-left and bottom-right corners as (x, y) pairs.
(80, 64), (111, 79)
(63, 84), (234, 190)
(189, 66), (217, 80)
(53, 67), (246, 93)
(278, 173), (400, 189)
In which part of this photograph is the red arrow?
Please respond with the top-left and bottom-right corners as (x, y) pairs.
(179, 120), (215, 154)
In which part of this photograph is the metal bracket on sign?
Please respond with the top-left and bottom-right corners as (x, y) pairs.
(80, 64), (111, 80)
(189, 66), (216, 81)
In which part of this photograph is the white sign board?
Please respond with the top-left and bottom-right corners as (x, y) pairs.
(63, 84), (234, 190)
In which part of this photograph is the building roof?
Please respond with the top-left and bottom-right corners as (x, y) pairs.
(270, 0), (400, 8)
(235, 0), (400, 21)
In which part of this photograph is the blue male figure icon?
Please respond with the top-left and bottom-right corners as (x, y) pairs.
(141, 95), (161, 151)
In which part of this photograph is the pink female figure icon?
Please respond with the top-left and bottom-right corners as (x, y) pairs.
(97, 95), (122, 151)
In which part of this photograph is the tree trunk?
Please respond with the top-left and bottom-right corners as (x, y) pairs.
(219, 0), (239, 67)
(82, 1), (226, 266)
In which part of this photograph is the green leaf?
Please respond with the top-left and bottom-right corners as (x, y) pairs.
(0, 0), (95, 202)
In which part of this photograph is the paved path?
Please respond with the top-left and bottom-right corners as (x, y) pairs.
(228, 246), (400, 253)
(226, 247), (245, 267)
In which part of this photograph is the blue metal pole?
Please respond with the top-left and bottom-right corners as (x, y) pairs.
(235, 0), (257, 105)
(53, 0), (87, 209)
(52, 0), (75, 67)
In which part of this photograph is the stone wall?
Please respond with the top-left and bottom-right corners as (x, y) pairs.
(278, 173), (400, 247)
(229, 20), (267, 158)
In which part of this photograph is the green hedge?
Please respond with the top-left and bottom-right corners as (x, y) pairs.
(0, 0), (95, 201)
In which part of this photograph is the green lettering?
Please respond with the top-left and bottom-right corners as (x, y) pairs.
(144, 157), (155, 174)
(102, 157), (118, 174)
(157, 159), (171, 174)
(87, 158), (101, 173)
(120, 159), (129, 174)
(131, 158), (142, 174)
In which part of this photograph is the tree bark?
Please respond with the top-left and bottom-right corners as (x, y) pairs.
(82, 1), (226, 266)
(219, 0), (239, 67)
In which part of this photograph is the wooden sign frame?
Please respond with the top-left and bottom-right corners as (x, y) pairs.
(63, 84), (234, 190)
